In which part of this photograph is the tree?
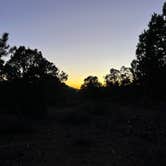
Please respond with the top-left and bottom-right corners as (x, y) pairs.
(163, 2), (166, 16)
(5, 46), (68, 83)
(0, 33), (9, 80)
(80, 76), (102, 99)
(104, 68), (120, 87)
(104, 66), (133, 87)
(0, 34), (68, 117)
(120, 66), (133, 86)
(81, 76), (102, 90)
(131, 2), (166, 96)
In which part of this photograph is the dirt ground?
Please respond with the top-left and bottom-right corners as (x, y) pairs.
(0, 101), (166, 166)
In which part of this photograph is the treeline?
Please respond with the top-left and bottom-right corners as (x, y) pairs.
(0, 2), (166, 117)
(80, 2), (166, 101)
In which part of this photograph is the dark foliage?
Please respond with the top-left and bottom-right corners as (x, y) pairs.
(5, 46), (68, 82)
(80, 76), (102, 99)
(0, 34), (68, 118)
(131, 3), (166, 98)
(0, 33), (9, 80)
(104, 66), (133, 87)
(105, 68), (120, 87)
(81, 76), (102, 90)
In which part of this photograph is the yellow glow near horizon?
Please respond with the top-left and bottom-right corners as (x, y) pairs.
(66, 80), (81, 89)
(66, 77), (84, 89)
(66, 74), (106, 89)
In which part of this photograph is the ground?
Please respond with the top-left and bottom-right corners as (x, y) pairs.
(0, 100), (166, 165)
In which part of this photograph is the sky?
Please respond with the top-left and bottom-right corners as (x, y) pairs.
(0, 0), (165, 88)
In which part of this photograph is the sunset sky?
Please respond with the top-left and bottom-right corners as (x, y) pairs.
(0, 0), (165, 88)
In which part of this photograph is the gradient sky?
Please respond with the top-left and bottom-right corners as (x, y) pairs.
(0, 0), (165, 88)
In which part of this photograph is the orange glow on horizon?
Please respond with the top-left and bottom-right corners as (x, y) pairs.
(66, 75), (105, 89)
(67, 83), (80, 89)
(66, 80), (81, 89)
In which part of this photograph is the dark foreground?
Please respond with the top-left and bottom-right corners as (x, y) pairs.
(0, 100), (166, 166)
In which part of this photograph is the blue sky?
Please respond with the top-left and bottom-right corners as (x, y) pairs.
(0, 0), (165, 88)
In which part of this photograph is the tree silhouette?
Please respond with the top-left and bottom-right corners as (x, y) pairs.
(80, 76), (102, 99)
(0, 34), (69, 118)
(104, 68), (120, 87)
(0, 33), (9, 80)
(5, 46), (68, 83)
(131, 2), (166, 96)
(120, 66), (133, 86)
(163, 2), (166, 16)
(81, 76), (102, 90)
